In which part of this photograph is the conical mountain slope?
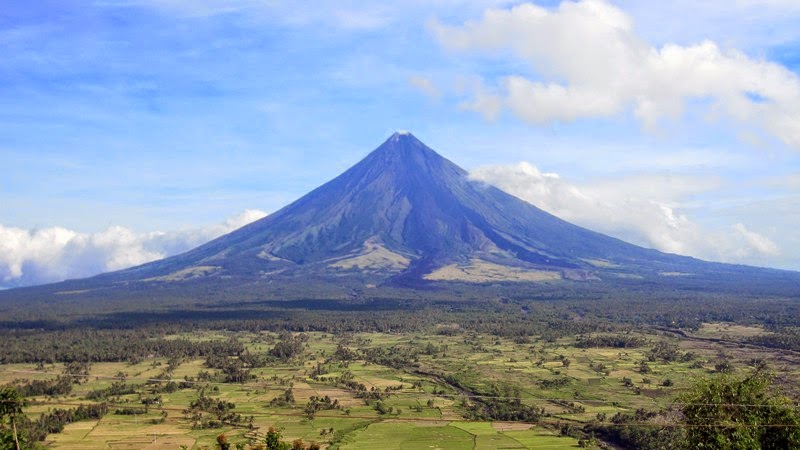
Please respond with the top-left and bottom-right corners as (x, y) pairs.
(109, 132), (762, 285)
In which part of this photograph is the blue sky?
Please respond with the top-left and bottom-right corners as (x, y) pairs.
(2, 0), (800, 287)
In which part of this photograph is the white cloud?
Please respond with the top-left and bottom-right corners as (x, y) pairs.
(457, 79), (503, 120)
(431, 0), (800, 149)
(732, 223), (780, 257)
(0, 209), (267, 288)
(470, 163), (781, 265)
(408, 75), (441, 100)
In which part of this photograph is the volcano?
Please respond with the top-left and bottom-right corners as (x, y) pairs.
(93, 132), (796, 286)
(3, 132), (800, 307)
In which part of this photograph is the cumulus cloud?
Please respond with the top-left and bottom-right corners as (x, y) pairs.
(469, 163), (781, 264)
(431, 0), (800, 149)
(0, 209), (267, 289)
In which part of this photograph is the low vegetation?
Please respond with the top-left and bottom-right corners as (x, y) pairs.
(1, 296), (799, 449)
(3, 129), (800, 448)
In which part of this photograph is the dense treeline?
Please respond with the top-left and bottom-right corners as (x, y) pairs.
(5, 290), (800, 340)
(746, 327), (800, 352)
(2, 295), (800, 371)
(575, 334), (648, 348)
(463, 397), (545, 422)
(360, 343), (441, 369)
(0, 329), (246, 364)
(8, 376), (73, 397)
(0, 310), (595, 365)
(14, 403), (109, 444)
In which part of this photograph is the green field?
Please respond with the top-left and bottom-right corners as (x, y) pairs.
(2, 322), (798, 449)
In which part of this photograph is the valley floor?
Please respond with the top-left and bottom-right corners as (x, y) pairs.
(2, 322), (799, 449)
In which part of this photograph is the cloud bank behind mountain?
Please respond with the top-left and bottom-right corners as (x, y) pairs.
(469, 163), (781, 266)
(0, 209), (267, 289)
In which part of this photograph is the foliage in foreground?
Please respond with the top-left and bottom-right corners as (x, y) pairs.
(588, 368), (800, 449)
(679, 369), (800, 449)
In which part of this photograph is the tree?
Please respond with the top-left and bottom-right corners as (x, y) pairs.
(264, 427), (291, 450)
(679, 369), (800, 449)
(0, 387), (25, 450)
(216, 433), (231, 450)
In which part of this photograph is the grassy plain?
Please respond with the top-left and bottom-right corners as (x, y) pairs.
(2, 323), (799, 449)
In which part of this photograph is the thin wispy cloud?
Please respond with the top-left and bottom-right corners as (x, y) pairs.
(408, 75), (442, 101)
